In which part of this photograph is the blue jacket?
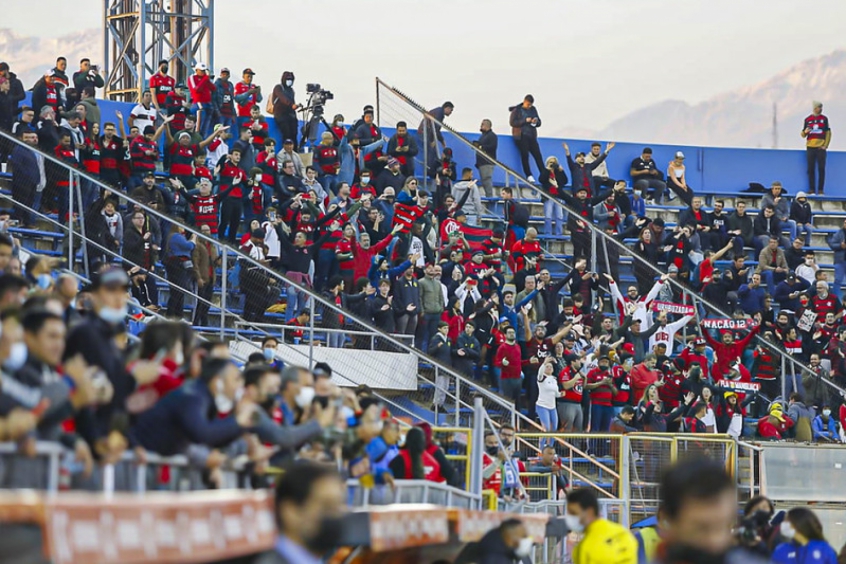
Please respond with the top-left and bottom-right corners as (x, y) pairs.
(738, 283), (767, 314)
(773, 540), (838, 564)
(130, 379), (244, 456)
(629, 195), (646, 218)
(812, 415), (838, 441)
(501, 289), (538, 330)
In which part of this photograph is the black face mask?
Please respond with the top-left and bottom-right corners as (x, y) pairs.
(485, 445), (499, 456)
(304, 516), (345, 554)
(664, 544), (727, 564)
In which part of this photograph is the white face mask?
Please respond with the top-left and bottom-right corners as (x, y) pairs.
(360, 176), (370, 185)
(263, 347), (275, 361)
(564, 513), (584, 534)
(634, 190), (642, 197)
(780, 521), (796, 540)
(173, 348), (185, 367)
(514, 537), (534, 558)
(285, 80), (293, 87)
(99, 304), (128, 324)
(295, 385), (315, 408)
(824, 409), (832, 417)
(4, 342), (27, 372)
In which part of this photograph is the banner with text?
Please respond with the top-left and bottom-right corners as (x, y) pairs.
(651, 301), (696, 316)
(702, 318), (753, 330)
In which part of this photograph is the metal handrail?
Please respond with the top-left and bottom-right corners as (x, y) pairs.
(346, 478), (483, 510)
(374, 78), (846, 399)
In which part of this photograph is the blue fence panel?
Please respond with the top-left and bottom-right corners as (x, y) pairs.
(26, 93), (845, 197)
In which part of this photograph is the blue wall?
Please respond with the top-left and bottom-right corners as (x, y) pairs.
(37, 93), (844, 196)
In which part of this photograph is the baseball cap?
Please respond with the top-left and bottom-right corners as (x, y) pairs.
(143, 125), (155, 135)
(91, 266), (130, 290)
(387, 157), (399, 167)
(175, 82), (186, 89)
(0, 62), (8, 72)
(796, 191), (807, 199)
(194, 62), (207, 71)
(668, 264), (679, 273)
(142, 170), (156, 178)
(220, 67), (230, 74)
(675, 151), (685, 159)
(771, 410), (785, 423)
(724, 391), (737, 399)
(498, 316), (509, 324)
(243, 68), (255, 75)
(693, 337), (706, 346)
(283, 138), (294, 144)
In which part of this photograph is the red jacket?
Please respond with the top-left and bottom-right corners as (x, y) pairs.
(757, 415), (794, 440)
(188, 73), (215, 104)
(351, 232), (394, 282)
(494, 342), (523, 379)
(631, 363), (661, 403)
(703, 325), (759, 379)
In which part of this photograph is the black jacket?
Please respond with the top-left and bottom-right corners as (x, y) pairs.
(509, 104), (541, 140)
(474, 130), (498, 167)
(753, 213), (782, 238)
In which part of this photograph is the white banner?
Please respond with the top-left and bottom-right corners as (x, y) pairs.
(230, 341), (419, 391)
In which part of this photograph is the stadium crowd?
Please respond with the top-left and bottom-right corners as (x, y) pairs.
(0, 52), (842, 564)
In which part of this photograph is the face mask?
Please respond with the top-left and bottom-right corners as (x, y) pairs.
(485, 445), (498, 456)
(285, 80), (293, 87)
(98, 304), (128, 325)
(36, 274), (52, 290)
(634, 190), (642, 197)
(263, 347), (275, 361)
(824, 409), (832, 417)
(780, 521), (796, 539)
(360, 177), (370, 185)
(215, 393), (233, 413)
(665, 544), (726, 564)
(295, 386), (315, 408)
(564, 513), (584, 534)
(304, 516), (345, 554)
(3, 342), (27, 372)
(514, 537), (534, 558)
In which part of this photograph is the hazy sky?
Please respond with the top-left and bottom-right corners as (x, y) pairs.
(3, 0), (845, 134)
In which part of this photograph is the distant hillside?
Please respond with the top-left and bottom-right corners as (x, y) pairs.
(552, 49), (846, 150)
(0, 28), (102, 89)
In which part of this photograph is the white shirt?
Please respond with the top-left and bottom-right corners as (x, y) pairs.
(262, 221), (280, 258)
(795, 263), (819, 285)
(649, 314), (695, 351)
(130, 103), (157, 132)
(536, 372), (560, 410)
(410, 236), (425, 267)
(207, 139), (229, 168)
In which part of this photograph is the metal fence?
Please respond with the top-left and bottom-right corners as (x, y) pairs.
(347, 479), (483, 510)
(0, 441), (243, 493)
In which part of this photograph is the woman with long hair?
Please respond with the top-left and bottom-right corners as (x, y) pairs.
(773, 507), (837, 563)
(536, 357), (560, 449)
(388, 426), (444, 483)
(633, 227), (660, 295)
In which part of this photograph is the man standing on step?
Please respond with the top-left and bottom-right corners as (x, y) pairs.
(801, 100), (831, 195)
(509, 95), (544, 183)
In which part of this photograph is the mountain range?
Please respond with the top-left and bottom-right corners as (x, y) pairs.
(1, 27), (842, 151)
(0, 29), (100, 87)
(553, 49), (846, 151)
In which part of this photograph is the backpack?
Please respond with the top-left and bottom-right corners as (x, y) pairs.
(511, 201), (530, 228)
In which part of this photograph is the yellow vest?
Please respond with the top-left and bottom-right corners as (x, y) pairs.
(572, 518), (638, 564)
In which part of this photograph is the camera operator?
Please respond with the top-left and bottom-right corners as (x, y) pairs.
(736, 495), (783, 558)
(271, 71), (298, 150)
